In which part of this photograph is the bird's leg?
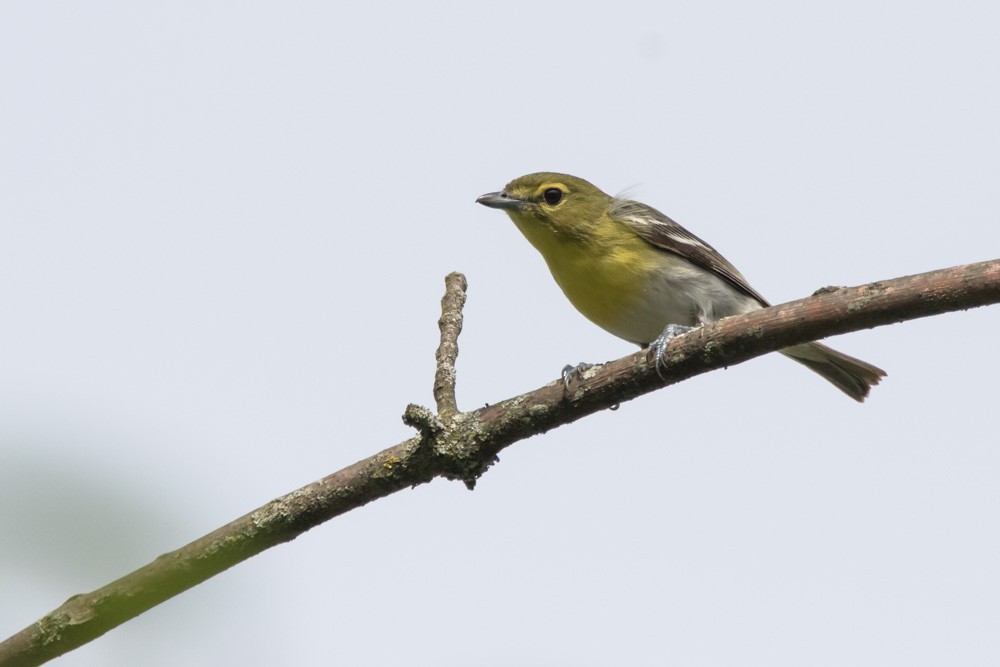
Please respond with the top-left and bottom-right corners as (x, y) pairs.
(561, 362), (596, 391)
(649, 324), (696, 379)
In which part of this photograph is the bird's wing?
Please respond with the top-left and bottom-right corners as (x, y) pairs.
(611, 198), (771, 307)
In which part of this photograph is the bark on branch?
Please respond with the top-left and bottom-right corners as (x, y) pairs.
(1, 258), (998, 666)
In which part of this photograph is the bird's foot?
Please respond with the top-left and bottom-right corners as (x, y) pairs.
(561, 362), (596, 391)
(649, 324), (695, 379)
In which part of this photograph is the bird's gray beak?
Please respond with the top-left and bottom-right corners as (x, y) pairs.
(476, 191), (526, 212)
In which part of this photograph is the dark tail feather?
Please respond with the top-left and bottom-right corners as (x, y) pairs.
(780, 342), (886, 402)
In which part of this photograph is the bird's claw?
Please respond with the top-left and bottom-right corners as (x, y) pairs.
(561, 362), (595, 391)
(649, 324), (695, 379)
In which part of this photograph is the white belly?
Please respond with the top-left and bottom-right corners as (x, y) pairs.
(609, 260), (764, 345)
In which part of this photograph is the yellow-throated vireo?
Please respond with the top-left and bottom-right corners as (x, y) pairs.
(477, 172), (885, 402)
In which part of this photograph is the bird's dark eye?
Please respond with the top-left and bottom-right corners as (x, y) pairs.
(543, 188), (563, 205)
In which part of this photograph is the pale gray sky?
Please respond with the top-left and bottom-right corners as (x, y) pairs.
(2, 2), (999, 665)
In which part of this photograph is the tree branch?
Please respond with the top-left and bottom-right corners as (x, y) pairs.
(2, 258), (998, 666)
(432, 272), (467, 420)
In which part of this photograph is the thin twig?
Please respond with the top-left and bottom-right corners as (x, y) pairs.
(433, 272), (467, 419)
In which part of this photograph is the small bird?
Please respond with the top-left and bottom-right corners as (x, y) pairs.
(477, 172), (885, 401)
